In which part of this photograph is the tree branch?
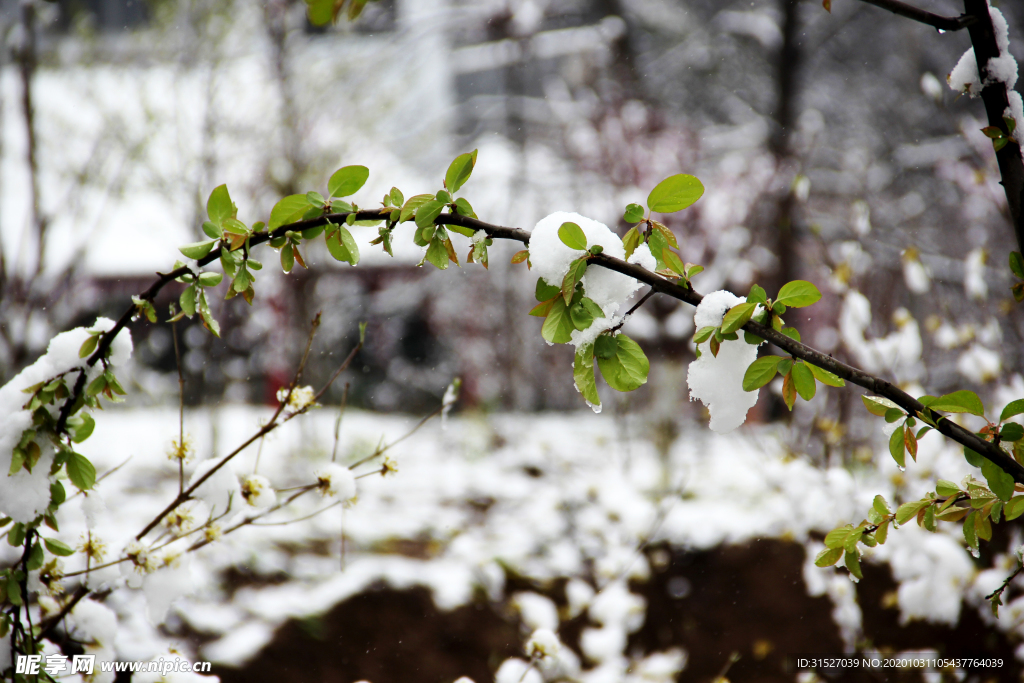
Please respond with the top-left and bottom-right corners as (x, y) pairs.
(50, 204), (1024, 507)
(962, 0), (1024, 255)
(855, 0), (974, 32)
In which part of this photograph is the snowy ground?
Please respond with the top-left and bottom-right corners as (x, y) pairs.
(3, 401), (1021, 681)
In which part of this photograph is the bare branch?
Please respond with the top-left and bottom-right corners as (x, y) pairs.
(856, 0), (974, 31)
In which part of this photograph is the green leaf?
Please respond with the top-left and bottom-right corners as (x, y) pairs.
(623, 203), (644, 223)
(651, 222), (678, 249)
(400, 194), (434, 223)
(207, 184), (234, 224)
(844, 548), (862, 579)
(536, 278), (561, 302)
(895, 499), (930, 525)
(693, 326), (716, 345)
(561, 258), (588, 305)
(721, 302), (757, 334)
(180, 285), (197, 317)
(558, 222), (588, 251)
(1010, 251), (1024, 279)
(222, 217), (249, 235)
(306, 0), (333, 25)
(622, 228), (642, 260)
(742, 356), (781, 391)
(1000, 399), (1024, 422)
(746, 284), (767, 305)
(814, 547), (843, 567)
(415, 200), (445, 229)
(596, 334), (649, 392)
(964, 510), (978, 549)
(872, 494), (891, 517)
(930, 390), (985, 416)
(425, 237), (449, 270)
(179, 240), (217, 260)
(807, 363), (844, 387)
(981, 459), (1015, 502)
(775, 280), (822, 308)
(44, 538), (75, 556)
(936, 480), (960, 497)
(1002, 423), (1024, 442)
(329, 165), (369, 198)
(569, 300), (594, 330)
(646, 174), (705, 213)
(70, 413), (95, 444)
(79, 335), (99, 359)
(66, 452), (96, 491)
(541, 297), (575, 344)
(454, 197), (477, 218)
(445, 150), (478, 194)
(198, 272), (223, 287)
(889, 425), (906, 468)
(198, 291), (221, 337)
(202, 221), (222, 239)
(269, 194), (312, 230)
(327, 225), (360, 265)
(280, 243), (295, 273)
(594, 335), (617, 360)
(27, 541), (43, 571)
(662, 249), (686, 277)
(862, 395), (899, 416)
(573, 347), (601, 408)
(791, 361), (816, 401)
(1004, 495), (1024, 520)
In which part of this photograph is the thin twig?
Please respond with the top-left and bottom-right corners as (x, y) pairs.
(856, 0), (974, 31)
(347, 405), (444, 471)
(609, 287), (656, 333)
(986, 562), (1024, 601)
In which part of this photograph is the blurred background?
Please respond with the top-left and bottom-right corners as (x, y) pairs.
(2, 0), (1024, 680)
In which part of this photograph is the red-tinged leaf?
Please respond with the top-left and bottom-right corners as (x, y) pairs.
(905, 424), (918, 461)
(709, 336), (720, 357)
(511, 250), (529, 265)
(822, 0), (831, 12)
(293, 246), (307, 270)
(981, 126), (1004, 139)
(782, 370), (796, 410)
(529, 297), (557, 318)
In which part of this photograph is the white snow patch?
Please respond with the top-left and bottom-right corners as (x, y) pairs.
(687, 291), (760, 433)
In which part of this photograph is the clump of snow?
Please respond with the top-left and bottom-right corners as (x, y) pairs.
(871, 526), (975, 626)
(566, 578), (595, 618)
(687, 291), (761, 433)
(569, 315), (620, 353)
(528, 211), (642, 315)
(627, 243), (657, 272)
(495, 657), (542, 683)
(957, 343), (1001, 382)
(70, 598), (119, 646)
(0, 317), (131, 523)
(839, 294), (922, 382)
(83, 491), (107, 528)
(901, 252), (930, 294)
(512, 592), (559, 631)
(188, 459), (241, 517)
(948, 8), (1017, 97)
(526, 628), (561, 659)
(964, 247), (987, 300)
(1006, 91), (1024, 145)
(948, 48), (981, 96)
(987, 8), (1018, 89)
(315, 463), (356, 500)
(143, 553), (194, 625)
